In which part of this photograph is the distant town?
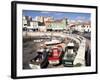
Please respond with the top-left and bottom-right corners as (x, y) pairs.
(22, 16), (91, 33)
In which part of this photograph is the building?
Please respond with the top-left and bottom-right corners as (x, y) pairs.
(22, 16), (68, 32)
(23, 16), (32, 27)
(45, 18), (68, 31)
(22, 16), (27, 28)
(29, 21), (39, 31)
(43, 16), (54, 22)
(35, 16), (44, 23)
(68, 20), (91, 33)
(83, 23), (91, 32)
(22, 16), (39, 31)
(75, 23), (91, 32)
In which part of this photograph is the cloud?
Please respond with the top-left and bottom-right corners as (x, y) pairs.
(40, 12), (64, 16)
(54, 13), (64, 15)
(76, 16), (86, 20)
(40, 11), (50, 14)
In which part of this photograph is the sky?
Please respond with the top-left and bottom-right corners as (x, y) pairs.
(22, 10), (91, 21)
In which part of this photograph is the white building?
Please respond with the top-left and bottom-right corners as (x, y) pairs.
(30, 21), (38, 29)
(35, 16), (44, 23)
(68, 20), (91, 33)
(22, 16), (27, 28)
(76, 23), (91, 32)
(38, 26), (47, 32)
(84, 24), (91, 32)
